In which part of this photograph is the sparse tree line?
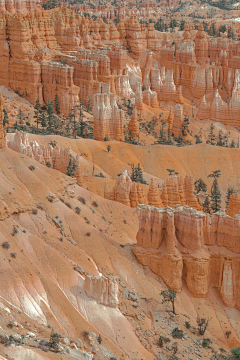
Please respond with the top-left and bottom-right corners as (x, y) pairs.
(3, 95), (93, 139)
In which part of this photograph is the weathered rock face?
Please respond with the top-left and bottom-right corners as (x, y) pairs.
(0, 0), (41, 14)
(0, 92), (7, 148)
(172, 104), (183, 138)
(7, 130), (84, 178)
(147, 178), (162, 208)
(104, 170), (147, 207)
(227, 193), (240, 217)
(133, 204), (240, 309)
(84, 274), (119, 308)
(93, 91), (124, 141)
(127, 107), (139, 138)
(161, 174), (201, 210)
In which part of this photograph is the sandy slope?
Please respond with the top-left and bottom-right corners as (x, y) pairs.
(0, 146), (239, 359)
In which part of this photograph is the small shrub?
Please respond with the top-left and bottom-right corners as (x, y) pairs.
(185, 321), (190, 329)
(49, 331), (60, 348)
(123, 219), (127, 224)
(90, 207), (95, 213)
(10, 253), (16, 258)
(86, 232), (91, 236)
(2, 241), (10, 250)
(75, 207), (81, 214)
(36, 204), (44, 210)
(83, 331), (89, 339)
(158, 335), (170, 347)
(78, 197), (86, 205)
(60, 198), (65, 203)
(46, 161), (51, 168)
(102, 215), (106, 221)
(65, 202), (72, 209)
(197, 317), (209, 335)
(29, 165), (35, 171)
(202, 338), (211, 348)
(9, 335), (14, 342)
(97, 334), (102, 344)
(92, 201), (98, 207)
(48, 197), (53, 203)
(32, 209), (38, 215)
(12, 226), (18, 236)
(7, 322), (14, 328)
(171, 328), (184, 339)
(226, 331), (231, 339)
(86, 220), (90, 224)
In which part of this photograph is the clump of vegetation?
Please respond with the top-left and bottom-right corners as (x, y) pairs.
(75, 207), (81, 214)
(65, 202), (72, 209)
(29, 165), (36, 171)
(46, 161), (51, 168)
(36, 204), (44, 210)
(202, 338), (211, 348)
(160, 288), (177, 314)
(197, 317), (209, 335)
(86, 232), (91, 236)
(49, 331), (60, 348)
(2, 241), (10, 249)
(78, 197), (86, 205)
(10, 253), (16, 258)
(97, 334), (102, 344)
(194, 178), (207, 193)
(92, 201), (98, 207)
(185, 321), (190, 329)
(83, 331), (89, 339)
(171, 328), (184, 339)
(130, 163), (147, 184)
(32, 209), (38, 215)
(7, 322), (14, 328)
(12, 226), (18, 236)
(158, 335), (170, 347)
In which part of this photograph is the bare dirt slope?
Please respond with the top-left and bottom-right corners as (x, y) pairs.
(0, 146), (239, 359)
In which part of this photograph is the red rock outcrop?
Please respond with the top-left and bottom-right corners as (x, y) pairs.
(227, 193), (240, 217)
(133, 204), (240, 308)
(161, 174), (201, 210)
(104, 170), (147, 207)
(147, 178), (163, 207)
(127, 106), (139, 138)
(84, 274), (119, 308)
(93, 91), (124, 141)
(7, 130), (84, 178)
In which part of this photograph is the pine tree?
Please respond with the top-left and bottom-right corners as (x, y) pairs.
(210, 178), (221, 213)
(182, 115), (190, 137)
(54, 94), (60, 115)
(161, 289), (177, 314)
(66, 156), (77, 177)
(216, 130), (225, 146)
(34, 98), (41, 132)
(195, 129), (203, 144)
(167, 123), (173, 145)
(194, 178), (207, 193)
(3, 109), (9, 127)
(206, 123), (216, 145)
(40, 112), (47, 129)
(202, 195), (211, 214)
(226, 186), (235, 209)
(167, 169), (175, 176)
(17, 109), (25, 128)
(46, 102), (55, 132)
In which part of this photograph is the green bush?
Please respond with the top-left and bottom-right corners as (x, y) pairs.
(171, 328), (184, 339)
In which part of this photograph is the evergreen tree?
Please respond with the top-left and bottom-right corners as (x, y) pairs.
(202, 195), (211, 214)
(226, 186), (235, 209)
(210, 178), (221, 213)
(160, 288), (177, 314)
(17, 109), (25, 128)
(195, 133), (203, 144)
(66, 155), (77, 177)
(46, 102), (55, 132)
(229, 347), (240, 359)
(194, 178), (207, 193)
(206, 123), (216, 145)
(33, 98), (41, 132)
(54, 94), (60, 115)
(182, 115), (190, 137)
(216, 129), (225, 146)
(156, 119), (167, 144)
(180, 20), (185, 31)
(3, 109), (9, 127)
(167, 123), (173, 145)
(167, 169), (175, 176)
(40, 112), (47, 129)
(130, 163), (146, 184)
